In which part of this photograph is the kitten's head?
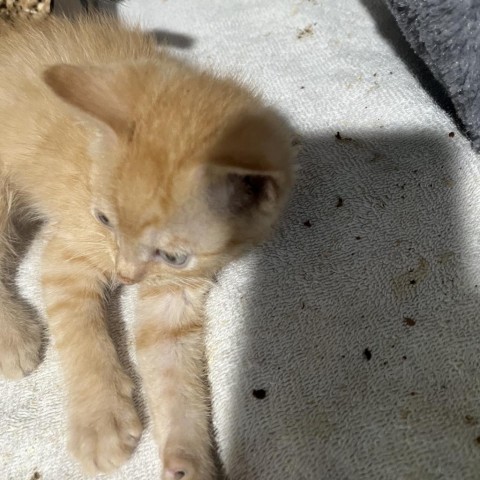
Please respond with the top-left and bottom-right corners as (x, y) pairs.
(43, 60), (294, 285)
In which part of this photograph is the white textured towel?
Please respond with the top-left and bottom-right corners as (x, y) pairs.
(3, 0), (480, 479)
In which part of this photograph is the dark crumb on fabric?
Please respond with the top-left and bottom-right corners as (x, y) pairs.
(336, 197), (344, 208)
(410, 391), (417, 396)
(31, 472), (41, 480)
(334, 131), (353, 142)
(449, 131), (455, 138)
(363, 348), (372, 361)
(475, 436), (480, 445)
(410, 279), (416, 285)
(297, 24), (314, 39)
(465, 415), (479, 426)
(300, 86), (305, 89)
(303, 220), (312, 227)
(389, 71), (393, 74)
(301, 302), (305, 310)
(404, 317), (416, 327)
(355, 236), (362, 240)
(402, 356), (407, 360)
(253, 389), (267, 400)
(383, 361), (388, 365)
(373, 72), (377, 77)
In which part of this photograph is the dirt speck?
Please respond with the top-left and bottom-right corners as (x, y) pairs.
(355, 236), (362, 240)
(410, 391), (417, 396)
(300, 85), (305, 89)
(303, 220), (312, 227)
(31, 473), (41, 480)
(449, 131), (455, 138)
(363, 348), (372, 361)
(334, 131), (354, 142)
(402, 356), (407, 360)
(465, 415), (478, 426)
(336, 197), (344, 208)
(253, 389), (267, 400)
(297, 24), (314, 39)
(403, 317), (416, 327)
(475, 436), (480, 445)
(301, 302), (305, 310)
(392, 257), (429, 299)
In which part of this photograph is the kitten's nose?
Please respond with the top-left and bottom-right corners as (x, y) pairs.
(118, 274), (136, 285)
(116, 254), (146, 285)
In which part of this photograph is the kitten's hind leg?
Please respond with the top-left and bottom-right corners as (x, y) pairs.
(135, 283), (215, 480)
(0, 185), (42, 379)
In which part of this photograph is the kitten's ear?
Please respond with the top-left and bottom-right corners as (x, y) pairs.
(207, 112), (293, 215)
(42, 64), (132, 137)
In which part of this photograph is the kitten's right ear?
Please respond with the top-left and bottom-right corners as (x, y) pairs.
(42, 64), (132, 138)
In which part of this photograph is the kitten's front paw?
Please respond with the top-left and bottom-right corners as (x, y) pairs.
(0, 314), (42, 379)
(69, 387), (142, 474)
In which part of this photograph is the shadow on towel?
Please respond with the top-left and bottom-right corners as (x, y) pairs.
(217, 128), (480, 478)
(53, 0), (195, 50)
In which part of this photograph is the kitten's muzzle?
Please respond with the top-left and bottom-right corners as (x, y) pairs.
(117, 274), (137, 285)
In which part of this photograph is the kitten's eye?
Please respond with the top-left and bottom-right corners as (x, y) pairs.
(95, 210), (111, 227)
(155, 249), (190, 268)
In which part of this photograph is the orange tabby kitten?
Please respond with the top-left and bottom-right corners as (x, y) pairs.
(0, 14), (294, 479)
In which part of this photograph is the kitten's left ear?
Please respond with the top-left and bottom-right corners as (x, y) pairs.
(42, 64), (133, 138)
(207, 111), (294, 215)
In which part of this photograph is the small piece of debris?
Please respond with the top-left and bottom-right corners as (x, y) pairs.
(300, 86), (305, 89)
(334, 131), (353, 142)
(475, 436), (480, 445)
(253, 389), (267, 400)
(465, 415), (478, 426)
(336, 197), (344, 208)
(402, 356), (407, 360)
(303, 220), (312, 227)
(404, 317), (416, 327)
(409, 279), (416, 285)
(301, 302), (305, 310)
(363, 348), (372, 361)
(449, 132), (455, 138)
(410, 391), (417, 396)
(31, 473), (41, 480)
(355, 236), (362, 240)
(297, 24), (314, 39)
(389, 71), (393, 75)
(373, 72), (377, 77)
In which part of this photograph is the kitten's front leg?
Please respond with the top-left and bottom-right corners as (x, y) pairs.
(135, 283), (215, 480)
(41, 236), (142, 474)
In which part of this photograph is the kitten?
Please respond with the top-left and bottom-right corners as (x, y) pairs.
(0, 14), (294, 479)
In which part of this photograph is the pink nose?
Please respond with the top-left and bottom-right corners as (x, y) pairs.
(118, 274), (136, 285)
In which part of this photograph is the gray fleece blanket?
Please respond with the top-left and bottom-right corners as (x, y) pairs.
(385, 0), (480, 151)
